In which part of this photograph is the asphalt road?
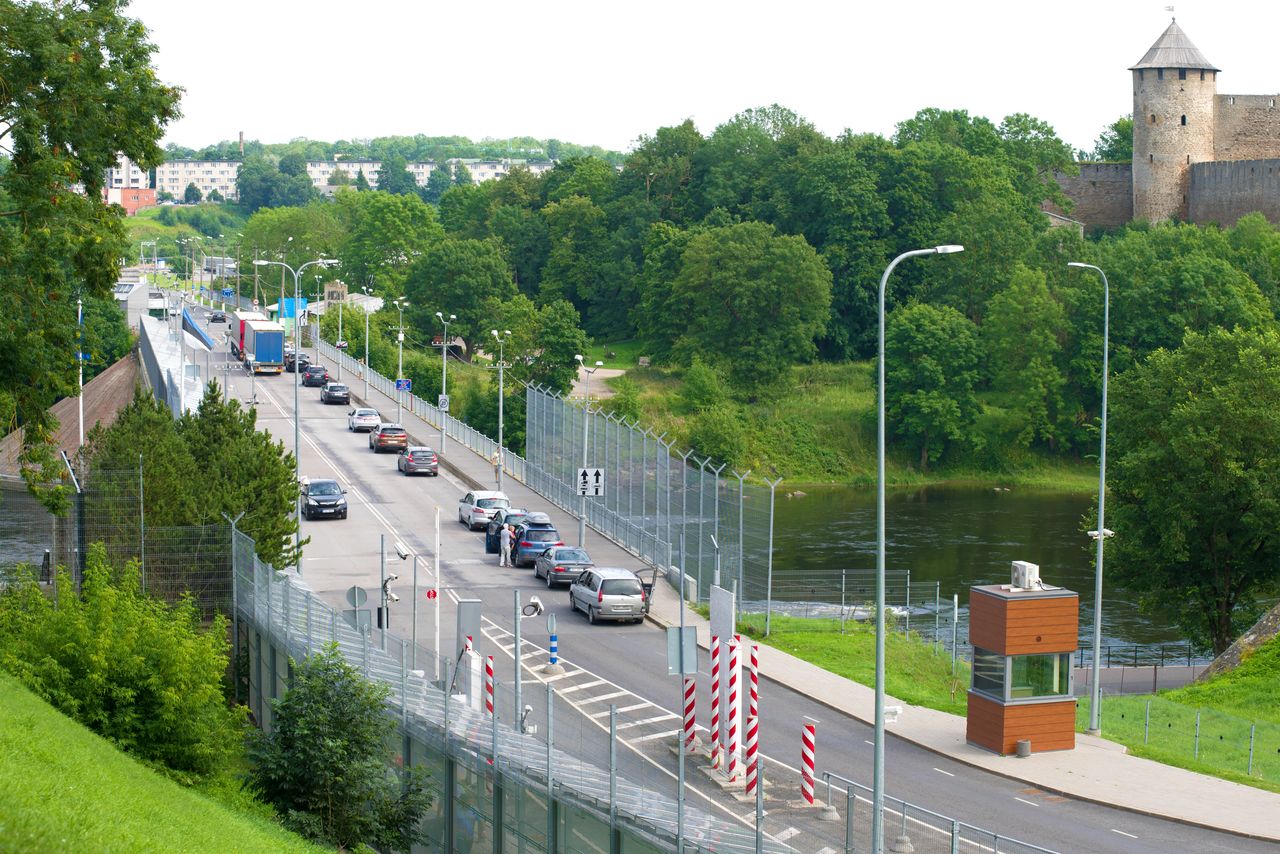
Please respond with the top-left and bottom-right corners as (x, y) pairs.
(191, 303), (1277, 854)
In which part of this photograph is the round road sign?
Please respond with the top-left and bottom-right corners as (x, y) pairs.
(426, 589), (438, 600)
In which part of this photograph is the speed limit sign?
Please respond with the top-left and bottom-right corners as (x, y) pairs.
(426, 589), (437, 601)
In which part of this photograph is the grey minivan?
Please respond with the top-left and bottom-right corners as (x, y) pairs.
(568, 567), (646, 624)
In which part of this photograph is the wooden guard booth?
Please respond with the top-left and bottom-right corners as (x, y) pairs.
(966, 563), (1078, 755)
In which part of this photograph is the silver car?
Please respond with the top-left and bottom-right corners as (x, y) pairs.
(569, 567), (646, 624)
(347, 407), (381, 432)
(458, 490), (509, 530)
(534, 546), (593, 587)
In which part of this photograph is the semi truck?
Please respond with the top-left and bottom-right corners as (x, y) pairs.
(229, 310), (267, 359)
(243, 320), (286, 374)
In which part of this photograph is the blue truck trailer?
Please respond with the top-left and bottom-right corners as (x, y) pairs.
(243, 320), (286, 374)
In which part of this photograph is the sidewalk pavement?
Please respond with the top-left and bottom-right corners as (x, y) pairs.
(348, 372), (1280, 843)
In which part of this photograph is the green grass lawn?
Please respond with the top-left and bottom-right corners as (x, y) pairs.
(1075, 637), (1280, 793)
(605, 357), (1097, 489)
(583, 339), (648, 370)
(0, 671), (322, 853)
(733, 613), (971, 716)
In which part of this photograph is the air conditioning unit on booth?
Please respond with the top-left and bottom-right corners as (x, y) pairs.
(1011, 560), (1041, 589)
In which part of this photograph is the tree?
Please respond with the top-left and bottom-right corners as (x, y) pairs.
(421, 161), (454, 204)
(247, 644), (432, 850)
(277, 151), (307, 177)
(335, 190), (442, 295)
(0, 545), (245, 778)
(328, 166), (351, 186)
(402, 237), (516, 355)
(490, 294), (588, 393)
(235, 155), (319, 213)
(452, 160), (473, 186)
(354, 168), (372, 191)
(206, 188), (224, 203)
(438, 183), (492, 239)
(1087, 115), (1134, 162)
(376, 153), (418, 196)
(1107, 327), (1280, 655)
(885, 302), (981, 470)
(183, 182), (203, 204)
(982, 265), (1068, 448)
(668, 221), (832, 391)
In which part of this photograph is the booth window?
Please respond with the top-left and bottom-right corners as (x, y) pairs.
(1009, 653), (1072, 699)
(971, 648), (1006, 698)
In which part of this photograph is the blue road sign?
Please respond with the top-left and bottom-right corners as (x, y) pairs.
(395, 378), (412, 391)
(221, 288), (234, 298)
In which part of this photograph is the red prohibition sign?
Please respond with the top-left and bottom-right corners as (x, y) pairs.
(426, 589), (438, 600)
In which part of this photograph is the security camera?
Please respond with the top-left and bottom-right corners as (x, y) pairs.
(386, 573), (399, 583)
(394, 541), (410, 560)
(526, 595), (545, 616)
(387, 592), (400, 603)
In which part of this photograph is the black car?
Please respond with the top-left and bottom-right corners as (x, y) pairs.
(209, 310), (226, 323)
(300, 477), (347, 520)
(285, 352), (311, 373)
(320, 382), (350, 405)
(301, 364), (330, 386)
(484, 507), (531, 553)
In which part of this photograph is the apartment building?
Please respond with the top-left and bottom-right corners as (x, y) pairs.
(154, 160), (241, 200)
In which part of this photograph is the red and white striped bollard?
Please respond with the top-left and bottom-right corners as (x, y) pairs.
(727, 635), (740, 781)
(801, 717), (817, 805)
(710, 635), (721, 768)
(745, 643), (759, 795)
(682, 675), (697, 752)
(485, 655), (494, 716)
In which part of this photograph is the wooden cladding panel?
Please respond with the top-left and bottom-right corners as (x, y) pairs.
(968, 588), (1078, 655)
(967, 590), (1007, 652)
(967, 692), (1077, 754)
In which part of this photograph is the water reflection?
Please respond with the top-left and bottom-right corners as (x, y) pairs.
(771, 484), (1179, 645)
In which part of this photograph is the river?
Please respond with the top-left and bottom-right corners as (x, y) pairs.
(769, 483), (1181, 647)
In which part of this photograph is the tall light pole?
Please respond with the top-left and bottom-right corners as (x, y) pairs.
(492, 329), (511, 490)
(392, 298), (410, 423)
(575, 354), (603, 547)
(874, 244), (963, 854)
(1068, 261), (1112, 737)
(254, 256), (339, 572)
(435, 311), (455, 454)
(76, 297), (85, 448)
(361, 284), (373, 400)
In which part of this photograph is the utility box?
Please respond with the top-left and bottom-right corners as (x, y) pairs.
(965, 562), (1078, 756)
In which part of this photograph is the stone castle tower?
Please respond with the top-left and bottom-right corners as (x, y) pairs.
(1130, 20), (1219, 222)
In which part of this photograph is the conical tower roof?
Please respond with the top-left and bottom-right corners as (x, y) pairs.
(1130, 20), (1219, 71)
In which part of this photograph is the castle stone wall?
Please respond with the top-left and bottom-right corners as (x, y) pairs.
(1213, 95), (1280, 161)
(1051, 164), (1134, 230)
(1189, 159), (1280, 226)
(1132, 69), (1218, 222)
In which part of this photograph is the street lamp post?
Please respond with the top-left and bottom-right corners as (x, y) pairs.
(392, 298), (410, 423)
(873, 244), (963, 854)
(254, 256), (340, 572)
(435, 311), (455, 454)
(492, 329), (511, 491)
(1068, 261), (1112, 737)
(574, 354), (603, 547)
(361, 284), (373, 400)
(76, 297), (84, 448)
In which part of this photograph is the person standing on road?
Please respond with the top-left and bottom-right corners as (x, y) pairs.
(490, 448), (502, 484)
(499, 523), (514, 567)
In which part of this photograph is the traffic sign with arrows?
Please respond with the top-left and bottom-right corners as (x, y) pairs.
(577, 467), (604, 497)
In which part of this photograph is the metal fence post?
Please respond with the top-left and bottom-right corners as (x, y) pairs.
(950, 819), (960, 854)
(678, 449), (693, 573)
(764, 477), (782, 637)
(547, 684), (557, 852)
(1144, 698), (1151, 745)
(734, 469), (750, 600)
(610, 704), (620, 854)
(710, 462), (727, 590)
(1194, 710), (1201, 759)
(951, 594), (960, 674)
(1248, 723), (1256, 775)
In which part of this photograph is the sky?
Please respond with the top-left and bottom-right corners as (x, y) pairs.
(124, 0), (1280, 157)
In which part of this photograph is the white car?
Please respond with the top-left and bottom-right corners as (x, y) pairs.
(347, 407), (381, 432)
(458, 490), (510, 530)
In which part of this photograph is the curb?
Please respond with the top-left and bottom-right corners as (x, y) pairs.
(348, 389), (484, 491)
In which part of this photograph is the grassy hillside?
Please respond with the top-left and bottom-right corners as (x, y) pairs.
(0, 671), (321, 853)
(1165, 634), (1280, 724)
(608, 360), (1098, 490)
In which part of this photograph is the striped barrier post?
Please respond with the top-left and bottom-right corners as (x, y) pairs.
(549, 632), (558, 666)
(683, 675), (697, 752)
(485, 655), (494, 716)
(727, 635), (740, 781)
(801, 717), (817, 805)
(745, 643), (759, 795)
(710, 635), (721, 768)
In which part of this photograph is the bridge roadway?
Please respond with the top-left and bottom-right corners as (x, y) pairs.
(193, 306), (1276, 854)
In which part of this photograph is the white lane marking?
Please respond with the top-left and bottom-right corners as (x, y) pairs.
(630, 729), (682, 744)
(539, 670), (579, 683)
(865, 740), (874, 746)
(934, 768), (955, 777)
(579, 690), (631, 707)
(1014, 797), (1039, 807)
(559, 678), (608, 695)
(817, 847), (838, 854)
(615, 701), (652, 714)
(616, 713), (680, 731)
(777, 827), (800, 841)
(1110, 829), (1139, 839)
